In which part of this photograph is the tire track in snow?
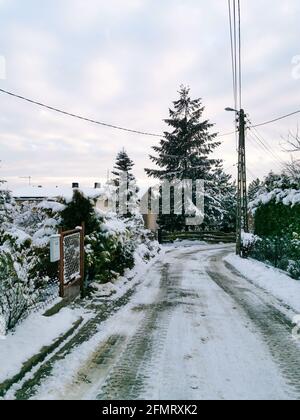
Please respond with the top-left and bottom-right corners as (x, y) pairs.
(96, 263), (177, 400)
(208, 251), (300, 399)
(95, 247), (203, 401)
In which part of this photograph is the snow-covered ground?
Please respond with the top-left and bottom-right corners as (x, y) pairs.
(15, 243), (299, 401)
(0, 247), (161, 398)
(225, 254), (300, 314)
(0, 307), (84, 384)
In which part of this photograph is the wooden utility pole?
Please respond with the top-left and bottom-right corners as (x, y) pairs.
(236, 109), (249, 256)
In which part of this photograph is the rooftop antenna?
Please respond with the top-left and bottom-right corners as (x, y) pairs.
(20, 176), (32, 186)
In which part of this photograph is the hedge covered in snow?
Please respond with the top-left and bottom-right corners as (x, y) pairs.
(0, 192), (62, 335)
(248, 171), (300, 280)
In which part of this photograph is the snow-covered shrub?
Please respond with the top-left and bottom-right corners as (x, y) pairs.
(85, 215), (135, 283)
(287, 260), (300, 281)
(61, 190), (160, 285)
(60, 189), (99, 235)
(251, 198), (300, 238)
(14, 199), (65, 291)
(0, 234), (37, 333)
(241, 231), (261, 257)
(287, 233), (300, 280)
(0, 193), (65, 333)
(248, 171), (300, 280)
(250, 234), (300, 280)
(0, 186), (159, 332)
(86, 213), (159, 284)
(249, 170), (300, 238)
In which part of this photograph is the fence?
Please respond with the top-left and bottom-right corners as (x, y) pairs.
(159, 230), (236, 244)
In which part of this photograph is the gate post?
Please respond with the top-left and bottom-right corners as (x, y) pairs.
(157, 229), (163, 244)
(80, 222), (85, 294)
(59, 227), (64, 298)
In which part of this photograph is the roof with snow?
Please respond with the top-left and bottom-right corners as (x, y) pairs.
(12, 186), (106, 201)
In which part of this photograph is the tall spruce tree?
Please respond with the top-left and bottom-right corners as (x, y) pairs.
(145, 86), (226, 231)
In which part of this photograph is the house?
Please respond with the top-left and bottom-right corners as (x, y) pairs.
(140, 186), (159, 233)
(12, 183), (158, 231)
(143, 212), (159, 233)
(12, 183), (106, 209)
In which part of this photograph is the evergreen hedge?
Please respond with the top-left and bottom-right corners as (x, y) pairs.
(251, 200), (300, 280)
(254, 199), (300, 237)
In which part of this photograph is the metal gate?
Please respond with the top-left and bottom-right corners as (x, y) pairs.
(59, 224), (85, 299)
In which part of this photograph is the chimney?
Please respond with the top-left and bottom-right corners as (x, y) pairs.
(94, 182), (101, 189)
(72, 182), (79, 189)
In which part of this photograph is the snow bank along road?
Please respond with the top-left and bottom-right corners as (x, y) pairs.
(10, 244), (300, 400)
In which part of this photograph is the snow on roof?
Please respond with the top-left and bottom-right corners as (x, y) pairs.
(12, 186), (106, 201)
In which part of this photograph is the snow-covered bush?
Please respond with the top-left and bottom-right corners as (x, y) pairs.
(0, 192), (65, 333)
(241, 231), (261, 257)
(249, 171), (300, 238)
(250, 234), (300, 280)
(288, 260), (300, 281)
(61, 190), (159, 285)
(288, 233), (300, 280)
(0, 249), (36, 333)
(248, 171), (300, 280)
(0, 186), (159, 333)
(85, 215), (135, 283)
(0, 225), (40, 334)
(86, 213), (159, 284)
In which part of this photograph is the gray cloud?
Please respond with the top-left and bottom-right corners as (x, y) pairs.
(0, 0), (299, 189)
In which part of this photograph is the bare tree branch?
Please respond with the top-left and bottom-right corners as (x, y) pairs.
(282, 125), (300, 152)
(283, 156), (300, 179)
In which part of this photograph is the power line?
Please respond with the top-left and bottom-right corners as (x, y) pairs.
(250, 125), (286, 164)
(224, 106), (300, 140)
(238, 0), (242, 110)
(228, 0), (236, 112)
(0, 87), (240, 140)
(2, 87), (299, 141)
(248, 132), (283, 165)
(224, 163), (237, 171)
(228, 0), (241, 150)
(218, 129), (238, 137)
(252, 109), (300, 128)
(228, 0), (242, 109)
(233, 0), (237, 108)
(247, 119), (286, 166)
(247, 133), (284, 170)
(0, 88), (162, 138)
(246, 167), (257, 180)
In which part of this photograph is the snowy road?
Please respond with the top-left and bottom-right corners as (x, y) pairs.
(28, 244), (300, 400)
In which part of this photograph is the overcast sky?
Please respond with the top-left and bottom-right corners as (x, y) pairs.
(0, 0), (300, 190)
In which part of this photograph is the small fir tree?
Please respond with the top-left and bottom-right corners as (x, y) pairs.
(112, 149), (139, 218)
(60, 190), (99, 235)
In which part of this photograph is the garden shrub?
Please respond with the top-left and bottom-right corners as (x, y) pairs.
(0, 188), (159, 333)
